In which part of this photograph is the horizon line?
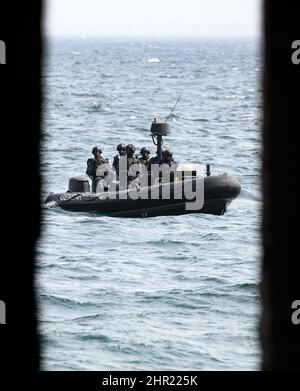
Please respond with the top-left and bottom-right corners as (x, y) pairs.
(45, 33), (260, 40)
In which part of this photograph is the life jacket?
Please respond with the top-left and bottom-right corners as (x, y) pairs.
(86, 156), (108, 178)
(127, 155), (139, 168)
(139, 157), (149, 166)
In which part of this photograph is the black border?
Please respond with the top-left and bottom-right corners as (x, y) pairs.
(1, 0), (300, 381)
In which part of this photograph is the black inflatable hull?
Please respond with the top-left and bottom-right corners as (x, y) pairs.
(45, 174), (241, 218)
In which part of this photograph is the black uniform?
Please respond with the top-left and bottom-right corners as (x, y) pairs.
(86, 156), (109, 192)
(113, 154), (126, 180)
(159, 157), (177, 167)
(113, 154), (120, 174)
(148, 152), (177, 183)
(139, 147), (151, 169)
(148, 155), (160, 169)
(113, 143), (127, 176)
(127, 155), (140, 183)
(113, 154), (139, 179)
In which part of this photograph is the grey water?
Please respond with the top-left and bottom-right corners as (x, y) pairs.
(37, 37), (262, 370)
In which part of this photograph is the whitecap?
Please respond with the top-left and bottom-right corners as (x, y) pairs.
(44, 200), (57, 208)
(147, 58), (160, 63)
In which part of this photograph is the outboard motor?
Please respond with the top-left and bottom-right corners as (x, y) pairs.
(68, 176), (90, 193)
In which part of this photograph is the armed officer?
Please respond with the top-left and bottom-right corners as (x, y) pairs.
(148, 149), (176, 169)
(139, 147), (151, 168)
(113, 143), (127, 179)
(160, 149), (176, 167)
(126, 144), (140, 184)
(126, 144), (139, 167)
(86, 146), (109, 192)
(148, 149), (177, 183)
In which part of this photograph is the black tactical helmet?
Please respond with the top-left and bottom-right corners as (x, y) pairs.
(92, 145), (102, 155)
(117, 143), (126, 152)
(126, 144), (136, 153)
(162, 149), (173, 158)
(140, 147), (150, 155)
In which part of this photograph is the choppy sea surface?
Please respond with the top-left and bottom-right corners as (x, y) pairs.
(37, 37), (262, 370)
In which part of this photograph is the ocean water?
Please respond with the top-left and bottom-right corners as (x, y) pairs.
(37, 37), (262, 370)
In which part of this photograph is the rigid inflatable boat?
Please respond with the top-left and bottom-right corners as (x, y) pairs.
(45, 121), (241, 217)
(45, 173), (240, 217)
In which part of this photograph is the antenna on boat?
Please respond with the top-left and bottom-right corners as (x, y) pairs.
(165, 89), (183, 124)
(150, 90), (183, 159)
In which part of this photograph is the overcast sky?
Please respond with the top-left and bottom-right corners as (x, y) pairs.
(46, 0), (261, 38)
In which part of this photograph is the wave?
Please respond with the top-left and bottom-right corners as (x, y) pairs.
(71, 313), (105, 322)
(239, 189), (262, 202)
(158, 74), (178, 79)
(77, 334), (112, 343)
(144, 238), (187, 246)
(232, 282), (259, 291)
(88, 102), (112, 113)
(192, 118), (210, 122)
(39, 293), (97, 308)
(70, 92), (103, 98)
(43, 200), (57, 208)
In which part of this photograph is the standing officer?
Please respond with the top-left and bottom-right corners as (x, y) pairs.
(139, 147), (151, 168)
(126, 144), (140, 184)
(126, 144), (139, 167)
(86, 146), (109, 192)
(113, 143), (127, 179)
(160, 149), (176, 167)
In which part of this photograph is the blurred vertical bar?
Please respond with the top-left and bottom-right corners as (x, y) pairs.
(0, 2), (42, 370)
(262, 0), (300, 369)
